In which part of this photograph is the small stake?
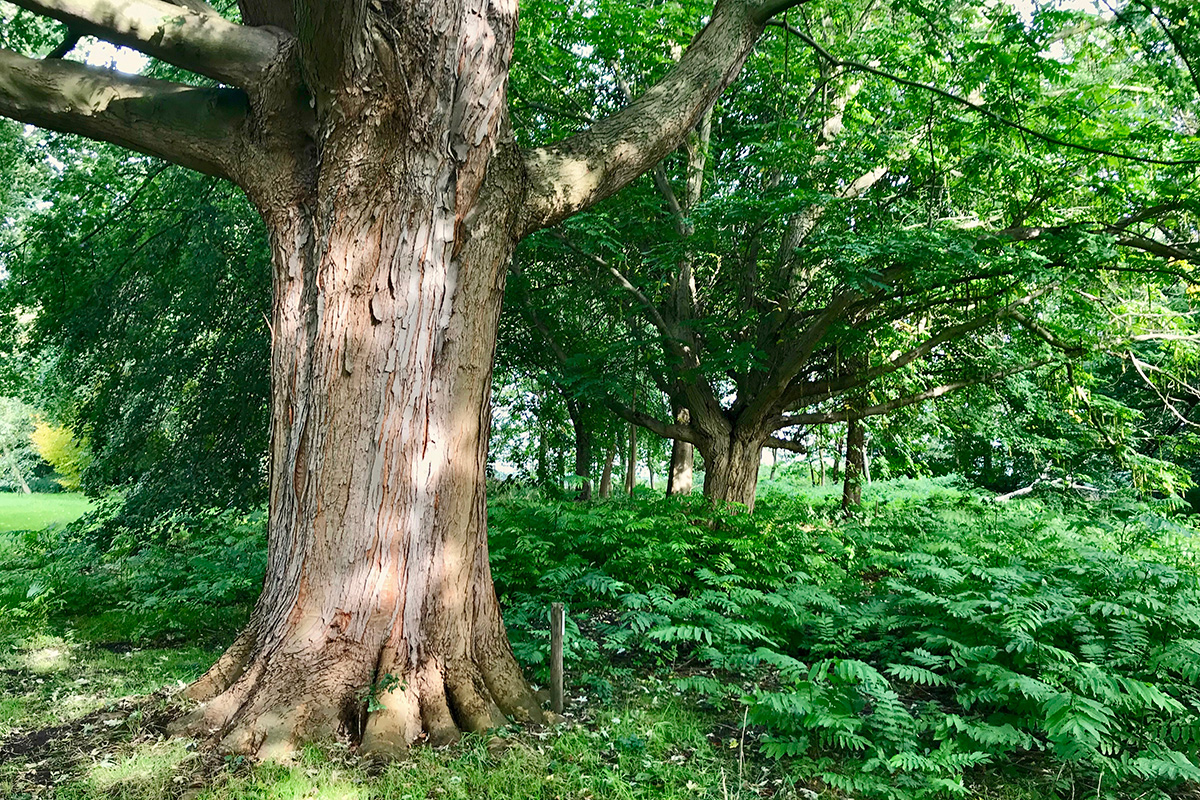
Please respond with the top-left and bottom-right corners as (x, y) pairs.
(550, 602), (565, 714)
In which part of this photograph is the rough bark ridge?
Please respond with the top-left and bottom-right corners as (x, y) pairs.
(702, 429), (765, 512)
(181, 0), (543, 758)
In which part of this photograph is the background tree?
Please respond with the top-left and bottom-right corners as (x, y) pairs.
(0, 396), (38, 493)
(513, 0), (1200, 511)
(0, 144), (271, 519)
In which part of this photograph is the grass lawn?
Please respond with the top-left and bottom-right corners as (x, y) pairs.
(0, 492), (93, 533)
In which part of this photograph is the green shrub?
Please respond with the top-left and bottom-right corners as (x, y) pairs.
(5, 476), (1200, 798)
(0, 499), (265, 640)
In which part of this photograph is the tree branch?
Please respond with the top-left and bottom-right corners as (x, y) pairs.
(520, 0), (816, 235)
(45, 28), (82, 59)
(8, 0), (288, 88)
(781, 288), (1052, 409)
(607, 401), (700, 444)
(0, 48), (248, 180)
(767, 19), (1200, 167)
(1007, 309), (1085, 356)
(774, 360), (1055, 427)
(765, 435), (808, 454)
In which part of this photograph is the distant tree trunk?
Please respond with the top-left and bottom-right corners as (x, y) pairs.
(819, 445), (826, 486)
(554, 441), (566, 491)
(666, 407), (694, 497)
(536, 393), (550, 488)
(566, 400), (592, 501)
(625, 421), (637, 496)
(3, 448), (31, 494)
(831, 426), (843, 483)
(769, 447), (778, 480)
(862, 432), (871, 485)
(701, 430), (765, 512)
(598, 435), (618, 499)
(842, 418), (865, 513)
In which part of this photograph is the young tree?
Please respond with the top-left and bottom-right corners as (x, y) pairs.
(0, 0), (813, 757)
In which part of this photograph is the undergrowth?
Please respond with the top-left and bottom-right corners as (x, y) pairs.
(2, 479), (1199, 798)
(489, 482), (1200, 799)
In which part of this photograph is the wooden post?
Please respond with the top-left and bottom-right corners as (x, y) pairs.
(550, 602), (565, 714)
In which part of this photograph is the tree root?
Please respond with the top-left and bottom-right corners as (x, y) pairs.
(174, 631), (545, 761)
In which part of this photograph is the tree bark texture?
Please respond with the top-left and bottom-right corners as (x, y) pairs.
(179, 0), (544, 758)
(842, 417), (865, 512)
(666, 407), (694, 497)
(701, 431), (764, 512)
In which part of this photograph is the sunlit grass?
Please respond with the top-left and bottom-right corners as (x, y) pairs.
(0, 491), (93, 533)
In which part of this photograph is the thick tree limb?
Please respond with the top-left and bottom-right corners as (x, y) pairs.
(765, 435), (808, 454)
(547, 230), (727, 423)
(1007, 309), (1085, 356)
(607, 401), (700, 445)
(520, 0), (815, 234)
(0, 48), (248, 179)
(774, 360), (1055, 427)
(996, 474), (1108, 502)
(45, 29), (82, 59)
(8, 0), (288, 88)
(736, 292), (857, 427)
(237, 0), (293, 31)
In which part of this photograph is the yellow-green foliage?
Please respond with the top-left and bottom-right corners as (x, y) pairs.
(28, 420), (90, 491)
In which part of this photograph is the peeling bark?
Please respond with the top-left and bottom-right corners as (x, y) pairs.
(178, 0), (545, 757)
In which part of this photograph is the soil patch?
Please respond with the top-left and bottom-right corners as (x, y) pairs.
(0, 693), (174, 792)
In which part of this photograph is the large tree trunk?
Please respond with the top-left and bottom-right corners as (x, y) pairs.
(701, 431), (764, 512)
(179, 2), (541, 759)
(665, 407), (694, 497)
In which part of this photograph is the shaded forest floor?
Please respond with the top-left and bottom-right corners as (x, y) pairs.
(0, 620), (802, 800)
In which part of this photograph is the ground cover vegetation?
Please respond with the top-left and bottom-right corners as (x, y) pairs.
(2, 482), (1200, 799)
(0, 0), (1198, 796)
